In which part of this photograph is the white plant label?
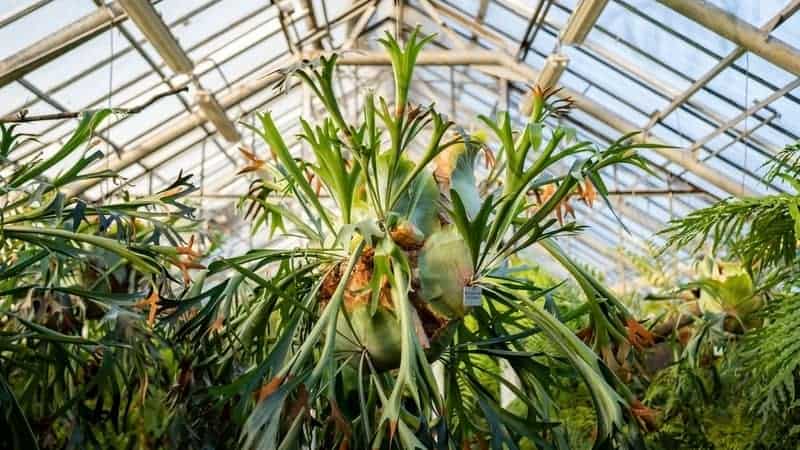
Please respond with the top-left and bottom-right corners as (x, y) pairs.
(463, 286), (483, 307)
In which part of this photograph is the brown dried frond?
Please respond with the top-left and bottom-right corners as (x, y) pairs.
(237, 146), (266, 174)
(626, 318), (655, 351)
(631, 399), (659, 431)
(390, 221), (425, 250)
(255, 375), (285, 403)
(134, 289), (160, 326)
(576, 179), (597, 208)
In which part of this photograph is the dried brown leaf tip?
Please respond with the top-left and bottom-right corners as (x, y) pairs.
(174, 258), (205, 284)
(461, 436), (490, 450)
(523, 85), (574, 119)
(176, 234), (202, 258)
(630, 399), (659, 431)
(390, 220), (425, 250)
(537, 183), (575, 225)
(134, 289), (160, 326)
(481, 145), (496, 169)
(577, 178), (597, 207)
(535, 178), (598, 224)
(388, 419), (398, 443)
(305, 170), (323, 196)
(626, 318), (655, 350)
(237, 146), (266, 175)
(255, 375), (285, 403)
(173, 235), (205, 284)
(285, 384), (309, 423)
(330, 400), (352, 450)
(406, 103), (422, 122)
(537, 85), (575, 117)
(209, 316), (225, 334)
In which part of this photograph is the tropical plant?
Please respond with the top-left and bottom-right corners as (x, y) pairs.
(166, 29), (664, 450)
(0, 113), (199, 449)
(659, 139), (800, 448)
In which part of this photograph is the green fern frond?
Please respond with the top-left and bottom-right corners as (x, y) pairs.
(737, 291), (800, 422)
(661, 194), (798, 271)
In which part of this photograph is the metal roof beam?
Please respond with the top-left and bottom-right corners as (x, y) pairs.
(0, 0), (52, 28)
(121, 65), (388, 197)
(438, 0), (799, 170)
(560, 0), (609, 45)
(406, 3), (759, 196)
(333, 49), (756, 197)
(0, 1), (131, 89)
(66, 67), (288, 198)
(414, 57), (716, 220)
(117, 0), (193, 73)
(657, 0), (800, 77)
(13, 3), (297, 165)
(413, 58), (716, 233)
(67, 1), (376, 198)
(117, 0), (240, 143)
(646, 0), (800, 129)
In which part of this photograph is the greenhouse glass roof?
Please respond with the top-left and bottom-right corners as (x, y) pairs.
(2, 0), (799, 283)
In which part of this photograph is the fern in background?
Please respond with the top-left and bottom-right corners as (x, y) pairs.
(657, 140), (800, 448)
(736, 289), (800, 437)
(663, 141), (800, 272)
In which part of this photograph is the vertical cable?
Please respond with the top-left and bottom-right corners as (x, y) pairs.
(743, 53), (750, 191)
(200, 138), (207, 252)
(103, 24), (115, 198)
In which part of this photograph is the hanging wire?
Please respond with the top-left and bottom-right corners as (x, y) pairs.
(613, 164), (625, 293)
(200, 138), (207, 252)
(102, 24), (115, 199)
(742, 53), (750, 191)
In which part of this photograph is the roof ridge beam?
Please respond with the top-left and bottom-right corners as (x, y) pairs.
(118, 0), (241, 142)
(647, 0), (800, 128)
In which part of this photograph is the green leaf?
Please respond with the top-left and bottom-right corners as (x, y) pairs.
(10, 110), (111, 188)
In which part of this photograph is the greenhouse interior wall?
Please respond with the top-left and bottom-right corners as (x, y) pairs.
(2, 0), (800, 449)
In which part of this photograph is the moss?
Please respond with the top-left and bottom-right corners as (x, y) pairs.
(642, 363), (776, 450)
(559, 403), (597, 450)
(644, 401), (764, 450)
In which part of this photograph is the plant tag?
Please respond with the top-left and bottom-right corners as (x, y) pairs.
(463, 286), (482, 307)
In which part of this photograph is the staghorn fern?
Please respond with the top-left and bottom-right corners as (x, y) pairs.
(661, 195), (798, 271)
(166, 29), (658, 450)
(0, 113), (200, 449)
(658, 139), (800, 448)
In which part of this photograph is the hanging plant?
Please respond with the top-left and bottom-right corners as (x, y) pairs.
(172, 29), (661, 449)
